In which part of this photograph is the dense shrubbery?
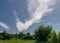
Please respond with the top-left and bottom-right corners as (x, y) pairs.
(0, 25), (60, 43)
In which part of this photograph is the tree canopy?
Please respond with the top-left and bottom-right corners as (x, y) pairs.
(34, 25), (52, 43)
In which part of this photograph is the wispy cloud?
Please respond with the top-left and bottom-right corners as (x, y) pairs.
(0, 22), (9, 30)
(14, 0), (56, 32)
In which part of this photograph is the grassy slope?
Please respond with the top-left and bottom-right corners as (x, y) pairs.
(0, 39), (35, 43)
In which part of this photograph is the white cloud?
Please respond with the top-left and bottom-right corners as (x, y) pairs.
(14, 0), (56, 32)
(0, 22), (9, 30)
(33, 20), (44, 24)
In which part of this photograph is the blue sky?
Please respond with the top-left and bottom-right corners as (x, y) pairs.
(0, 0), (60, 34)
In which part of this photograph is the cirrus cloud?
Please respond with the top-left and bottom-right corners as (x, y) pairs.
(14, 0), (56, 32)
(0, 22), (9, 30)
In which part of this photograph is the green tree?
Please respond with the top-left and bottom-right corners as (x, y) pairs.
(57, 32), (60, 43)
(0, 32), (3, 39)
(32, 34), (35, 40)
(1, 31), (12, 40)
(18, 32), (25, 39)
(34, 25), (52, 43)
(48, 31), (58, 43)
(22, 33), (33, 40)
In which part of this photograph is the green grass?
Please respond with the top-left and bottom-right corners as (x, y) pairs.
(0, 39), (35, 43)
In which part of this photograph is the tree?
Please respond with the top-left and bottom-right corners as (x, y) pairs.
(0, 31), (12, 40)
(18, 32), (25, 39)
(32, 34), (35, 40)
(57, 32), (60, 43)
(48, 31), (58, 43)
(34, 25), (52, 43)
(22, 33), (33, 40)
(0, 33), (3, 39)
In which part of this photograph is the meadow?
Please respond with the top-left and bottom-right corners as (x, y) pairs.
(0, 39), (35, 43)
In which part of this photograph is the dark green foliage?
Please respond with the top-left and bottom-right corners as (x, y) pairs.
(22, 33), (33, 40)
(57, 32), (60, 43)
(48, 31), (58, 43)
(0, 31), (34, 40)
(32, 34), (35, 40)
(18, 32), (25, 39)
(0, 31), (12, 40)
(34, 25), (52, 43)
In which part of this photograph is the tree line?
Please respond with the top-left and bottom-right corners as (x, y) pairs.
(0, 25), (60, 43)
(0, 31), (35, 40)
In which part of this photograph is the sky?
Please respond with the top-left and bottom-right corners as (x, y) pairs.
(0, 0), (60, 34)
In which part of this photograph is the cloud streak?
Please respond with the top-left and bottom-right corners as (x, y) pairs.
(0, 22), (9, 29)
(14, 0), (56, 32)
